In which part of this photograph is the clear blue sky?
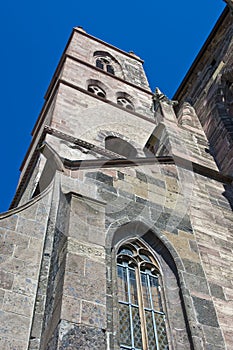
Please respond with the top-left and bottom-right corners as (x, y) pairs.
(0, 0), (226, 212)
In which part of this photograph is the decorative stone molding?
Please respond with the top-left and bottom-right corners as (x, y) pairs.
(152, 87), (178, 111)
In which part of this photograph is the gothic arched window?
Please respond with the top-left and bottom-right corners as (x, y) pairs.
(117, 241), (169, 350)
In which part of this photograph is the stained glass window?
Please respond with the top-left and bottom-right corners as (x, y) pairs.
(117, 241), (169, 350)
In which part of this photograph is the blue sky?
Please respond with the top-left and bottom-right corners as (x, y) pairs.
(0, 0), (226, 212)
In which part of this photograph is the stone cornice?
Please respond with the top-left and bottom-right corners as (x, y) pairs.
(61, 155), (233, 184)
(73, 27), (144, 63)
(10, 125), (233, 210)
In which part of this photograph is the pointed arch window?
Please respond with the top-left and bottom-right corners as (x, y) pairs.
(117, 241), (169, 350)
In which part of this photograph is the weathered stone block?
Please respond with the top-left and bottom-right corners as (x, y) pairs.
(0, 310), (30, 340)
(16, 217), (46, 239)
(81, 300), (106, 328)
(209, 282), (226, 300)
(183, 272), (209, 295)
(64, 258), (106, 305)
(183, 259), (206, 277)
(0, 271), (14, 290)
(58, 321), (106, 349)
(3, 291), (34, 316)
(0, 336), (28, 350)
(61, 295), (81, 323)
(3, 230), (29, 248)
(203, 325), (225, 348)
(0, 215), (18, 231)
(67, 239), (105, 261)
(0, 241), (14, 256)
(85, 171), (113, 186)
(192, 296), (219, 327)
(66, 253), (85, 276)
(12, 276), (37, 296)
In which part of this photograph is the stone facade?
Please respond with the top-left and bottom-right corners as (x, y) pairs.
(0, 4), (233, 350)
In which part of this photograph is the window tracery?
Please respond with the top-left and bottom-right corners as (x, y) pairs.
(87, 84), (106, 98)
(117, 97), (134, 111)
(117, 241), (169, 350)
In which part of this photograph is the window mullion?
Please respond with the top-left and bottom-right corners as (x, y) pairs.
(137, 266), (149, 350)
(147, 274), (160, 350)
(126, 266), (135, 349)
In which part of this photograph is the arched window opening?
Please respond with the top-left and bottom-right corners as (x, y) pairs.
(94, 51), (124, 78)
(88, 84), (106, 98)
(117, 241), (169, 350)
(117, 97), (134, 111)
(105, 136), (137, 158)
(95, 57), (115, 75)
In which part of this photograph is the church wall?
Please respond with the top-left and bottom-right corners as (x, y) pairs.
(174, 7), (233, 176)
(0, 189), (52, 349)
(48, 160), (231, 349)
(189, 173), (233, 349)
(0, 151), (232, 349)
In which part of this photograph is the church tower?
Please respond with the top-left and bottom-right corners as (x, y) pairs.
(0, 4), (232, 350)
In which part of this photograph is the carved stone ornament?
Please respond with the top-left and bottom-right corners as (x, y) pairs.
(152, 87), (178, 111)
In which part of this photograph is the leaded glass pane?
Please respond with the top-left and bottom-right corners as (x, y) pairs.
(119, 247), (133, 256)
(140, 272), (150, 308)
(140, 253), (152, 262)
(117, 265), (128, 302)
(149, 275), (162, 311)
(119, 304), (131, 347)
(145, 310), (157, 348)
(154, 313), (169, 350)
(132, 306), (142, 349)
(129, 269), (138, 305)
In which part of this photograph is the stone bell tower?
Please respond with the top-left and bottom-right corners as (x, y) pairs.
(0, 4), (233, 350)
